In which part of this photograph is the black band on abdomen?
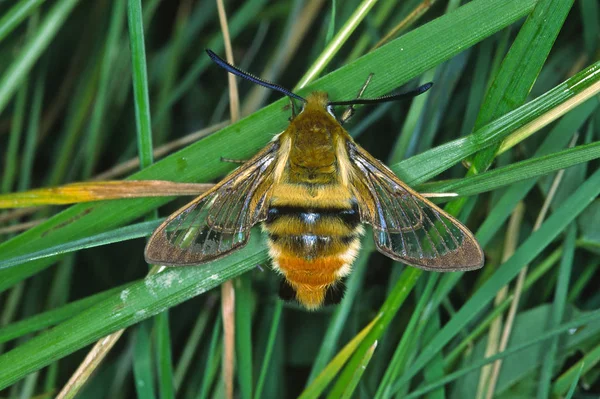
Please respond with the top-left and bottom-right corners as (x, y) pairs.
(265, 202), (360, 229)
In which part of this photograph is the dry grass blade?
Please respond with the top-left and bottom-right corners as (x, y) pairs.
(217, 0), (239, 123)
(0, 207), (37, 224)
(241, 0), (326, 115)
(0, 181), (212, 208)
(221, 281), (236, 399)
(0, 219), (45, 235)
(55, 330), (125, 399)
(371, 0), (438, 50)
(216, 0), (240, 397)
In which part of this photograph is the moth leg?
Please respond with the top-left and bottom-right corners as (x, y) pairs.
(340, 73), (374, 125)
(220, 157), (247, 164)
(287, 97), (298, 121)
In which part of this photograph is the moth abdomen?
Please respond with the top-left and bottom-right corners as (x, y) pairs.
(264, 200), (362, 309)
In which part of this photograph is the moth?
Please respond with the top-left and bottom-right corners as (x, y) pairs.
(145, 49), (484, 310)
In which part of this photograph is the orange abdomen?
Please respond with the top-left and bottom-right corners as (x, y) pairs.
(264, 201), (362, 310)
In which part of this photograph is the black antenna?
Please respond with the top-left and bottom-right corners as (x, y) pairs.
(328, 82), (433, 106)
(206, 49), (306, 103)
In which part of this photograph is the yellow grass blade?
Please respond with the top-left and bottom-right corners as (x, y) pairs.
(0, 181), (212, 208)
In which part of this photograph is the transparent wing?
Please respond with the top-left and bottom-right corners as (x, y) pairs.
(145, 142), (278, 266)
(348, 142), (484, 271)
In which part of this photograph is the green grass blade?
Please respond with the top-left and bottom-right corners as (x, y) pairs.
(0, 0), (44, 43)
(568, 259), (599, 303)
(537, 224), (577, 398)
(128, 2), (171, 396)
(325, 0), (336, 44)
(1, 11), (36, 194)
(133, 320), (157, 399)
(155, 311), (174, 399)
(580, 0), (599, 56)
(388, 71), (434, 163)
(2, 76), (28, 193)
(47, 57), (101, 186)
(173, 300), (214, 391)
(0, 285), (127, 345)
(298, 315), (381, 399)
(0, 220), (161, 270)
(152, 0), (191, 145)
(235, 275), (254, 399)
(0, 0), (79, 118)
(18, 58), (45, 192)
(420, 314), (445, 399)
(468, 0), (575, 173)
(459, 39), (492, 138)
(83, 1), (126, 178)
(197, 313), (222, 399)
(329, 341), (377, 399)
(127, 0), (154, 168)
(155, 0), (269, 124)
(416, 51), (469, 154)
(553, 343), (600, 396)
(563, 363), (584, 399)
(253, 301), (282, 399)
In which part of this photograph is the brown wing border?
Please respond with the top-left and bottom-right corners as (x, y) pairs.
(144, 141), (279, 266)
(347, 141), (484, 271)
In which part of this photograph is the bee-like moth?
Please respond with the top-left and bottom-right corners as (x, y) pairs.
(145, 50), (484, 310)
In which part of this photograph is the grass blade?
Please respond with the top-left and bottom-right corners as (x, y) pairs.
(0, 0), (79, 117)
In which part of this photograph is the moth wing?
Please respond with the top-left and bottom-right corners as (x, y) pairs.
(348, 142), (484, 271)
(145, 142), (278, 266)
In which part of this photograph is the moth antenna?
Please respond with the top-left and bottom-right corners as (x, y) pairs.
(206, 49), (306, 103)
(329, 82), (433, 107)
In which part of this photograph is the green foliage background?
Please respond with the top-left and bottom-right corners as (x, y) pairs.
(0, 0), (599, 398)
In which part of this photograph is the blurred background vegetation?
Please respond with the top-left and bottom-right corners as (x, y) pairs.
(0, 0), (599, 398)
